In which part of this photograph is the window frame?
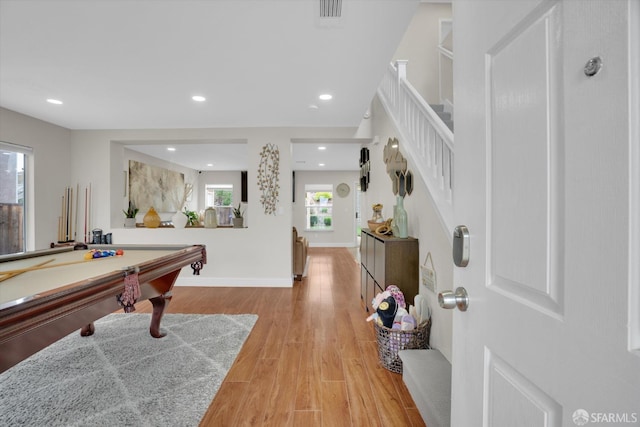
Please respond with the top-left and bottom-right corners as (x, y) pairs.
(205, 183), (235, 226)
(304, 184), (334, 232)
(0, 141), (31, 254)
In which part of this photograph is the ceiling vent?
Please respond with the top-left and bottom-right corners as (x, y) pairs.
(320, 0), (342, 18)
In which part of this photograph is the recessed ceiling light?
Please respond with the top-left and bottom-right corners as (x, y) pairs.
(167, 147), (176, 151)
(207, 163), (213, 167)
(192, 95), (206, 102)
(319, 94), (332, 101)
(47, 98), (63, 105)
(319, 163), (325, 167)
(318, 146), (326, 150)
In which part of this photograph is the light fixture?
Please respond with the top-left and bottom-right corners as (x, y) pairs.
(319, 163), (325, 167)
(318, 94), (332, 101)
(318, 146), (326, 150)
(47, 98), (63, 105)
(207, 163), (213, 167)
(192, 95), (206, 102)
(167, 147), (176, 152)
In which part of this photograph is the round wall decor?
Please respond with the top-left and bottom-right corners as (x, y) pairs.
(336, 183), (350, 197)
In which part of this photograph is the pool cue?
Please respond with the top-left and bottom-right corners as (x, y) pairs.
(70, 186), (73, 241)
(0, 257), (98, 277)
(63, 189), (67, 241)
(67, 186), (72, 241)
(64, 187), (68, 241)
(87, 182), (92, 242)
(65, 187), (69, 241)
(69, 186), (73, 242)
(0, 259), (56, 283)
(84, 186), (88, 243)
(63, 188), (67, 241)
(64, 188), (69, 241)
(59, 195), (63, 242)
(75, 183), (79, 241)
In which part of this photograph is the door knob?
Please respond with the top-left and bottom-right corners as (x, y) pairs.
(438, 287), (469, 311)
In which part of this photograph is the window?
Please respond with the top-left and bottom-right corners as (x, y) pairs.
(305, 185), (333, 231)
(205, 184), (234, 226)
(0, 142), (29, 255)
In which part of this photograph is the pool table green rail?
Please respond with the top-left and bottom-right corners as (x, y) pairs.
(0, 244), (206, 373)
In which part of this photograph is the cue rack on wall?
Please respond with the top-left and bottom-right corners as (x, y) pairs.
(57, 183), (93, 244)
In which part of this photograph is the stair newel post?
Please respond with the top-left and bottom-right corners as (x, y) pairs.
(395, 60), (408, 115)
(395, 60), (408, 79)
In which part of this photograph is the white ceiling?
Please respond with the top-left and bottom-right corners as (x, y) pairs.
(0, 0), (419, 170)
(125, 138), (366, 171)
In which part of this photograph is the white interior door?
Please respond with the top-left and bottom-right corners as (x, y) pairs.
(451, 0), (640, 425)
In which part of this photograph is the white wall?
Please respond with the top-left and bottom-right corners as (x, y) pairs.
(0, 1), (454, 352)
(293, 170), (360, 247)
(197, 170), (243, 209)
(392, 2), (452, 105)
(121, 146), (200, 223)
(0, 107), (71, 250)
(367, 96), (453, 360)
(69, 126), (358, 287)
(362, 1), (455, 360)
(0, 107), (362, 285)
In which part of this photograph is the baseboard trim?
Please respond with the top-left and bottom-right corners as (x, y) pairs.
(308, 242), (358, 248)
(176, 276), (293, 287)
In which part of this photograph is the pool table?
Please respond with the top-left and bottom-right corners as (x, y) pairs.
(0, 243), (206, 373)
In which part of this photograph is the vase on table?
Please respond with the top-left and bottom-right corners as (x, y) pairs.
(143, 207), (161, 228)
(395, 195), (408, 238)
(391, 203), (400, 236)
(204, 207), (217, 228)
(371, 204), (383, 223)
(171, 210), (188, 228)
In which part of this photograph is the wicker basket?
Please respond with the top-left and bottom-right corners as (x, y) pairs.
(374, 318), (431, 374)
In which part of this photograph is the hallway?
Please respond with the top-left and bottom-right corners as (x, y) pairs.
(137, 247), (425, 426)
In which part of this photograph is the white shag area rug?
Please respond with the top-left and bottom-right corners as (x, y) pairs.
(0, 313), (257, 427)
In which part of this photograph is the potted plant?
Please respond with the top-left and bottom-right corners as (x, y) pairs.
(183, 208), (200, 227)
(123, 201), (138, 228)
(232, 203), (244, 228)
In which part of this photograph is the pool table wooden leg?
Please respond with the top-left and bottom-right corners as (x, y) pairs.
(80, 323), (95, 336)
(149, 293), (172, 338)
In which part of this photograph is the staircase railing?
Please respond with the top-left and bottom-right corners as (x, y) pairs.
(377, 60), (454, 234)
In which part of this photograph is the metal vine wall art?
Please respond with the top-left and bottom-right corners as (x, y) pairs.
(257, 143), (280, 215)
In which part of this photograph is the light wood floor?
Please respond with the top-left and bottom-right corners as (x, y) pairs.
(137, 247), (426, 427)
